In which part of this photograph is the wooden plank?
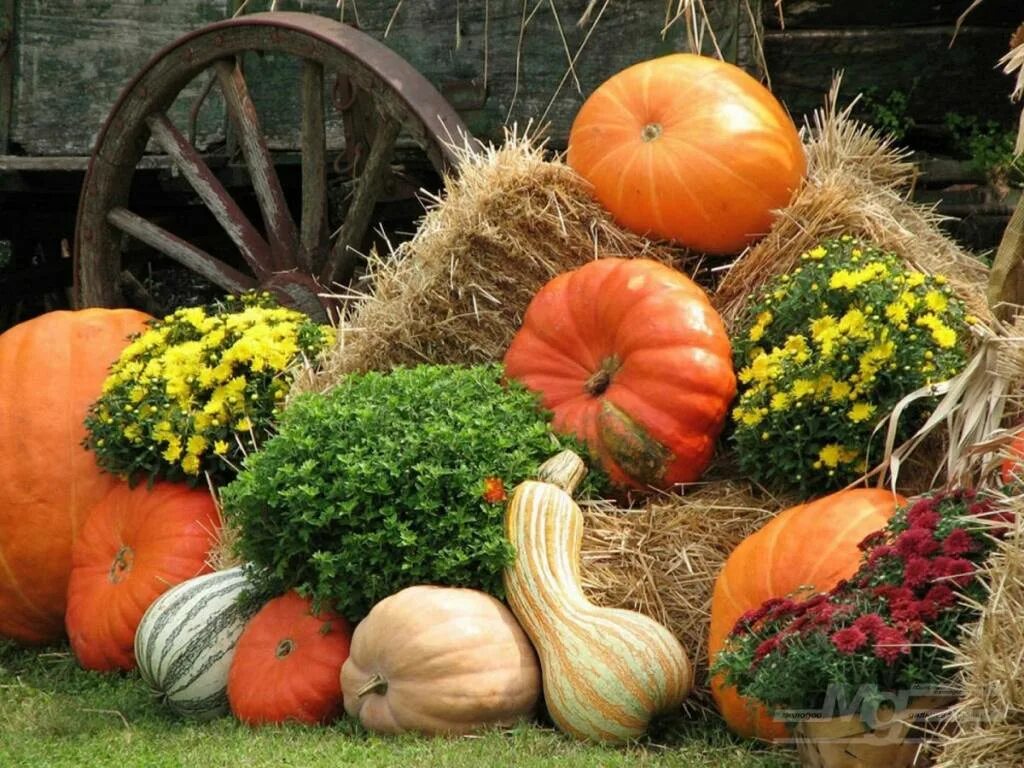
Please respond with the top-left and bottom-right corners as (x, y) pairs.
(106, 206), (257, 294)
(215, 58), (299, 270)
(764, 26), (1018, 127)
(0, 0), (12, 153)
(237, 0), (759, 148)
(11, 1), (230, 156)
(765, 0), (1022, 30)
(299, 60), (327, 273)
(322, 115), (400, 285)
(145, 112), (273, 278)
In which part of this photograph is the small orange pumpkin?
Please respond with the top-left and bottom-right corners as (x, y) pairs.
(65, 481), (221, 671)
(504, 258), (735, 491)
(708, 488), (904, 741)
(228, 591), (352, 726)
(567, 53), (806, 254)
(0, 308), (151, 645)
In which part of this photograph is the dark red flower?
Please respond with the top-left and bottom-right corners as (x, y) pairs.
(941, 528), (974, 557)
(874, 585), (914, 603)
(753, 637), (781, 662)
(482, 477), (507, 504)
(902, 556), (933, 589)
(758, 599), (798, 624)
(906, 497), (937, 518)
(867, 545), (896, 566)
(932, 556), (975, 587)
(897, 620), (926, 639)
(895, 528), (940, 558)
(852, 613), (887, 638)
(831, 626), (868, 654)
(873, 626), (911, 664)
(923, 583), (956, 609)
(907, 508), (940, 531)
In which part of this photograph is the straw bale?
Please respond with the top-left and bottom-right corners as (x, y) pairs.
(293, 131), (684, 396)
(713, 82), (993, 333)
(934, 500), (1024, 768)
(579, 480), (777, 698)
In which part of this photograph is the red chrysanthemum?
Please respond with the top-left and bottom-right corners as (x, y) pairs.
(867, 545), (896, 566)
(852, 613), (887, 638)
(941, 528), (974, 557)
(902, 556), (934, 589)
(753, 636), (781, 662)
(831, 626), (869, 654)
(873, 626), (911, 664)
(895, 528), (940, 558)
(932, 556), (975, 587)
(924, 583), (956, 608)
(907, 507), (941, 531)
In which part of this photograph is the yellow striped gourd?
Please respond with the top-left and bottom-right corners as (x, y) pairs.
(503, 450), (692, 743)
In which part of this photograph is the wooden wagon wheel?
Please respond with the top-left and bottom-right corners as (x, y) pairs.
(73, 11), (470, 319)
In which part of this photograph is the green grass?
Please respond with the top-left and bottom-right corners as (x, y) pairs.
(0, 640), (796, 768)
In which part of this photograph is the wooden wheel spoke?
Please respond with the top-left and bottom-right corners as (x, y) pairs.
(300, 60), (327, 274)
(107, 207), (257, 294)
(322, 115), (401, 286)
(145, 113), (273, 279)
(215, 58), (299, 270)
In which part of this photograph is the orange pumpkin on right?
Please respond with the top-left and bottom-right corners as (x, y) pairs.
(567, 53), (806, 254)
(708, 488), (904, 741)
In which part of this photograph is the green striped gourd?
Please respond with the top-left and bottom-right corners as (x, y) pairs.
(503, 451), (692, 743)
(134, 567), (260, 719)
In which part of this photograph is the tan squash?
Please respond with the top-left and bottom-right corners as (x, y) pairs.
(503, 451), (692, 743)
(341, 585), (541, 735)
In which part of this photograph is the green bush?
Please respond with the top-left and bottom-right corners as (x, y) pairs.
(220, 363), (604, 621)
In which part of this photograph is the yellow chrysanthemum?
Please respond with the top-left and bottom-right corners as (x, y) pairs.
(848, 402), (876, 423)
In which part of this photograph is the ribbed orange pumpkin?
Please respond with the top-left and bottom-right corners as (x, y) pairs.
(708, 488), (904, 741)
(567, 53), (806, 254)
(65, 481), (221, 671)
(228, 591), (353, 726)
(0, 308), (151, 645)
(503, 258), (735, 491)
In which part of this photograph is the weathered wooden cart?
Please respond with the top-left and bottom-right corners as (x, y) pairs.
(0, 1), (1019, 323)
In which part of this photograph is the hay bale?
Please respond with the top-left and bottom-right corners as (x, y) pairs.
(934, 500), (1024, 768)
(713, 83), (993, 332)
(579, 481), (777, 698)
(294, 131), (682, 395)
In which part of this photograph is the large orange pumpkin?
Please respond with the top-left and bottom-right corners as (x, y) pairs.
(708, 488), (904, 741)
(503, 258), (735, 491)
(0, 309), (151, 645)
(567, 53), (806, 254)
(65, 481), (221, 671)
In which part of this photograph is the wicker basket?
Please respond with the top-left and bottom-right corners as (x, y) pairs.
(792, 696), (951, 768)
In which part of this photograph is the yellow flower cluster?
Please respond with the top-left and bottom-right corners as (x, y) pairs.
(86, 293), (334, 483)
(731, 236), (970, 494)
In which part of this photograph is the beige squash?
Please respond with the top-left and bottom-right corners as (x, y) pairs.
(503, 450), (693, 743)
(341, 585), (541, 734)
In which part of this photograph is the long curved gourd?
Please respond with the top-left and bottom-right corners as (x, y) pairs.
(503, 450), (692, 743)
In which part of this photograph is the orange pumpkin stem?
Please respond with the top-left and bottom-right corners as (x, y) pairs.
(107, 545), (135, 584)
(641, 122), (662, 142)
(356, 672), (389, 698)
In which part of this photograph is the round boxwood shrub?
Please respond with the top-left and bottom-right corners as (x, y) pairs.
(220, 363), (602, 620)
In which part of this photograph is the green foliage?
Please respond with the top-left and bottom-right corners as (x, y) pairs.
(84, 292), (333, 486)
(712, 490), (1006, 717)
(220, 363), (607, 622)
(731, 236), (970, 495)
(859, 87), (915, 143)
(945, 113), (1024, 186)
